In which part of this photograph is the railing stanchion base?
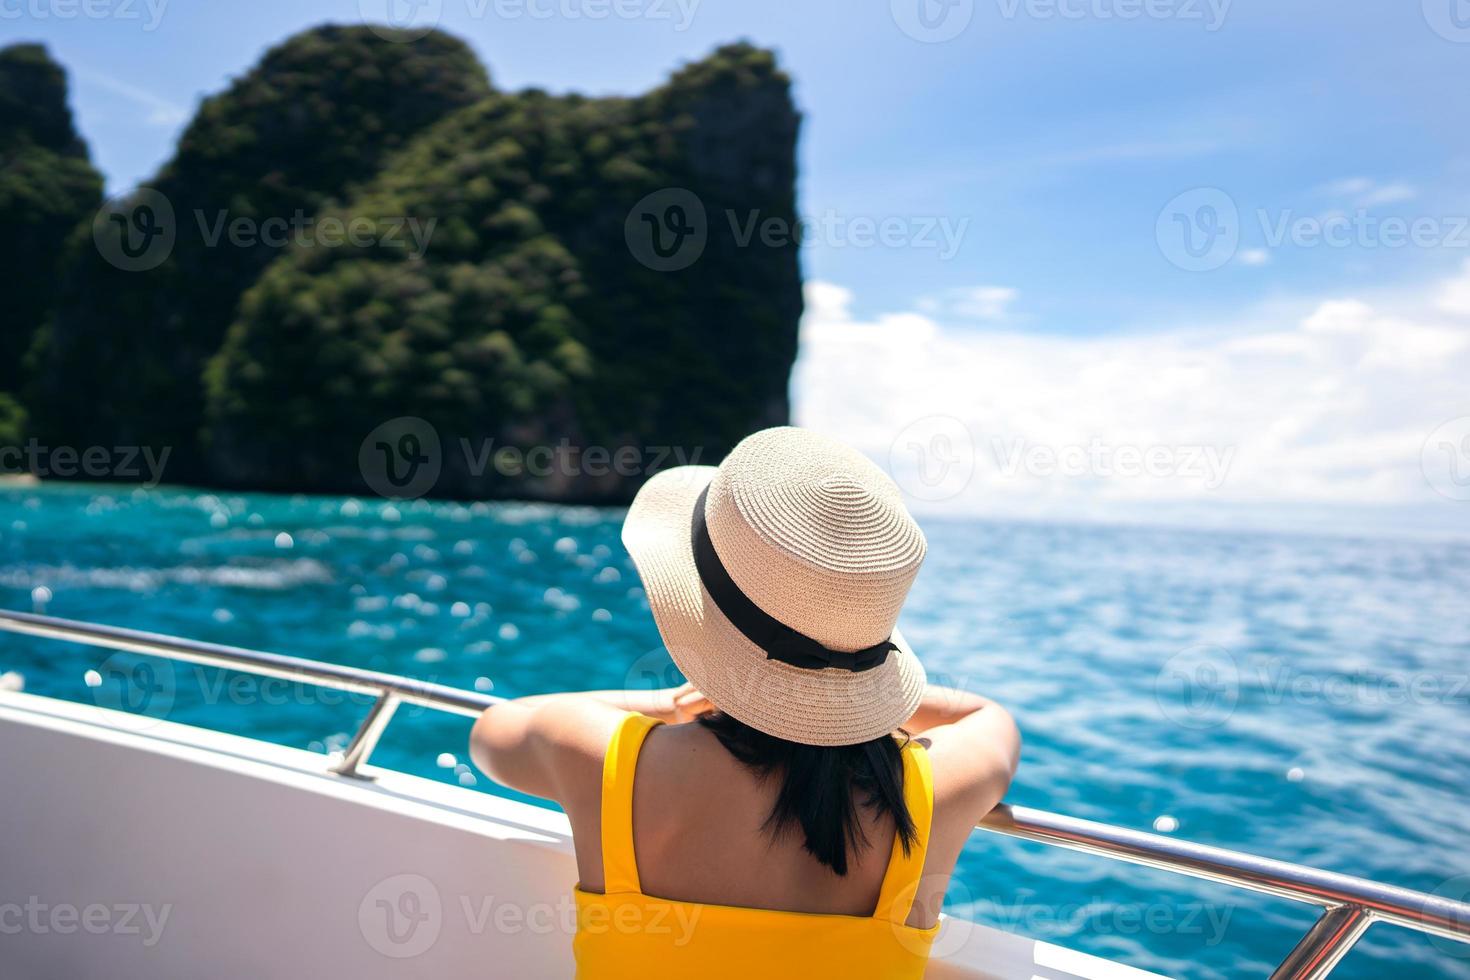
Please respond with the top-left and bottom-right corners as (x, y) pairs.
(332, 691), (400, 779)
(1269, 905), (1372, 980)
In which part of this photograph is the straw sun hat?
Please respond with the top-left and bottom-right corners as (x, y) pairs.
(622, 427), (928, 746)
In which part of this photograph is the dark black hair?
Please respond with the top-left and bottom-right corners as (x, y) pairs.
(697, 710), (916, 876)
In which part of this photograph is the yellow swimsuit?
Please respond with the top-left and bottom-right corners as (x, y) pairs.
(572, 713), (940, 979)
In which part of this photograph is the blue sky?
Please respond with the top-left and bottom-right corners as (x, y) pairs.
(9, 0), (1470, 531)
(14, 0), (1470, 331)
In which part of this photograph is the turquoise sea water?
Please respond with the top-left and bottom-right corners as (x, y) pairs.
(2, 482), (1467, 979)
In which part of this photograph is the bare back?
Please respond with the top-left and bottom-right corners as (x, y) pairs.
(566, 721), (981, 929)
(470, 685), (1020, 932)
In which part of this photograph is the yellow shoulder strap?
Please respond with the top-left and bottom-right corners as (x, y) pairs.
(599, 712), (663, 895)
(873, 737), (934, 925)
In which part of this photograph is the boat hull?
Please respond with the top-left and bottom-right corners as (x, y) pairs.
(0, 690), (1169, 980)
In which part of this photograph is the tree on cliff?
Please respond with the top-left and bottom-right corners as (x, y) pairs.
(203, 42), (802, 500)
(22, 30), (801, 501)
(26, 25), (491, 476)
(0, 43), (103, 432)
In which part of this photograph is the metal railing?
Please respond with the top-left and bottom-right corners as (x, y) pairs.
(1, 608), (1466, 979)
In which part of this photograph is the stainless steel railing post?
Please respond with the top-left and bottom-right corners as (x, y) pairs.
(1268, 906), (1373, 980)
(333, 690), (401, 778)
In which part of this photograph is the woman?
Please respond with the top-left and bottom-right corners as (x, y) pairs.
(470, 427), (1019, 978)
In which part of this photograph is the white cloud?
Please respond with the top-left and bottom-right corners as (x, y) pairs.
(1358, 183), (1417, 207)
(1318, 176), (1418, 208)
(1321, 177), (1373, 197)
(916, 285), (1019, 322)
(76, 69), (188, 128)
(1436, 258), (1470, 316)
(793, 269), (1470, 531)
(1238, 248), (1270, 266)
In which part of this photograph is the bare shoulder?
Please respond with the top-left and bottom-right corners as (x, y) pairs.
(630, 719), (732, 795)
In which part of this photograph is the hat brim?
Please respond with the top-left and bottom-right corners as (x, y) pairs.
(621, 466), (927, 746)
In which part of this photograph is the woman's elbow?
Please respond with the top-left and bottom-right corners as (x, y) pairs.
(468, 709), (502, 782)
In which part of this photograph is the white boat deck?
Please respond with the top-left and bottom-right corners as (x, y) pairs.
(0, 689), (1170, 980)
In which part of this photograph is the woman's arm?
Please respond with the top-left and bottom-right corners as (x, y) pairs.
(902, 684), (1003, 733)
(907, 683), (1021, 819)
(496, 683), (712, 725)
(467, 685), (710, 804)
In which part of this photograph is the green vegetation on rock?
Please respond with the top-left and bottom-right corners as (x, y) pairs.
(28, 25), (491, 477)
(13, 28), (801, 501)
(0, 44), (103, 406)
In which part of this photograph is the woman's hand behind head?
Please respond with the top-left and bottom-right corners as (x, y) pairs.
(670, 682), (716, 724)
